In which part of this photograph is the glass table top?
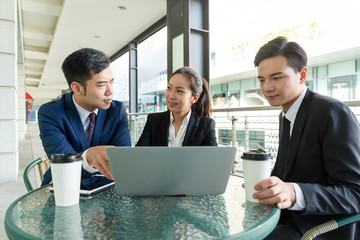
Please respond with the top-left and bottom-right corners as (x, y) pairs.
(5, 175), (279, 240)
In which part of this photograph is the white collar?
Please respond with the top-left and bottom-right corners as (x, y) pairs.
(282, 87), (307, 123)
(72, 94), (98, 125)
(170, 109), (192, 124)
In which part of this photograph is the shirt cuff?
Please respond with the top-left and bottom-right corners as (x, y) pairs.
(82, 149), (99, 174)
(288, 183), (306, 211)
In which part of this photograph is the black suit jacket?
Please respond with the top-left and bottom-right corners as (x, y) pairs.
(272, 89), (360, 239)
(136, 111), (217, 146)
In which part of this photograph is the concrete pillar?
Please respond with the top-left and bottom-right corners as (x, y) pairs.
(18, 63), (26, 141)
(0, 0), (19, 183)
(167, 0), (209, 80)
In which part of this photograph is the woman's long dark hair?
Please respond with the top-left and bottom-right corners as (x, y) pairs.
(171, 67), (211, 117)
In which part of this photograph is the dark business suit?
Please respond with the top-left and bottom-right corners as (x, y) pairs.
(136, 111), (217, 146)
(38, 92), (131, 189)
(269, 89), (360, 239)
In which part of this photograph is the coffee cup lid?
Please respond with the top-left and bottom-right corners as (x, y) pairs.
(50, 153), (82, 163)
(241, 149), (271, 161)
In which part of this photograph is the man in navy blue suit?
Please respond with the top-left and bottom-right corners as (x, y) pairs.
(38, 48), (131, 189)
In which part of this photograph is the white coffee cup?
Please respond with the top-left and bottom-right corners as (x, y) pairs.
(241, 149), (271, 202)
(50, 153), (82, 207)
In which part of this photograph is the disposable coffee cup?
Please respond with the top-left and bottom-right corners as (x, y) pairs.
(50, 153), (82, 207)
(241, 149), (271, 203)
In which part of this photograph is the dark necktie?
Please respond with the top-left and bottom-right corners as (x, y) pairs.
(277, 116), (290, 179)
(87, 112), (96, 146)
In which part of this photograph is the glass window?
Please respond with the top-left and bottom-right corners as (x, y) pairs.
(317, 66), (328, 79)
(307, 68), (314, 80)
(241, 78), (256, 90)
(329, 75), (356, 101)
(218, 129), (232, 147)
(229, 92), (240, 107)
(249, 130), (265, 149)
(138, 27), (167, 113)
(328, 61), (356, 77)
(110, 52), (129, 112)
(211, 84), (222, 93)
(306, 80), (314, 91)
(210, 0), (360, 106)
(228, 81), (240, 91)
(235, 130), (245, 151)
(213, 93), (226, 108)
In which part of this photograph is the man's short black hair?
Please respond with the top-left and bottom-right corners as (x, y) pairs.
(62, 48), (110, 89)
(254, 37), (307, 72)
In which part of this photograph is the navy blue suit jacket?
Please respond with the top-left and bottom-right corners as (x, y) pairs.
(272, 89), (360, 239)
(136, 111), (217, 146)
(38, 92), (131, 189)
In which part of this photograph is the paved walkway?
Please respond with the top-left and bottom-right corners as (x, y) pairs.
(0, 123), (45, 239)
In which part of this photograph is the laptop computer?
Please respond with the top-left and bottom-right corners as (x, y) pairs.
(106, 146), (237, 196)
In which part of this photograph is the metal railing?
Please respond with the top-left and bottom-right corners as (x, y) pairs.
(128, 101), (360, 173)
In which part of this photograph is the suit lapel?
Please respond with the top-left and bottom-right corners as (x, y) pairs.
(272, 114), (283, 176)
(183, 113), (199, 146)
(91, 109), (106, 146)
(64, 93), (88, 150)
(159, 111), (170, 146)
(284, 89), (314, 178)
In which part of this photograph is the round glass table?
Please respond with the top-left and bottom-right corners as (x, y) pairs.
(5, 175), (280, 239)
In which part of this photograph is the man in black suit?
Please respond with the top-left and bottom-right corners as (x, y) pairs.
(252, 37), (360, 239)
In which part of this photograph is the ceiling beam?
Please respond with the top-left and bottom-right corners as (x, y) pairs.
(25, 62), (45, 69)
(25, 82), (39, 87)
(25, 68), (43, 75)
(24, 50), (48, 60)
(23, 26), (53, 41)
(26, 77), (41, 83)
(22, 0), (62, 17)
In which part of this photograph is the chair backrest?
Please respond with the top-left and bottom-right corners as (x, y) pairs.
(37, 156), (50, 182)
(302, 213), (360, 240)
(23, 156), (50, 192)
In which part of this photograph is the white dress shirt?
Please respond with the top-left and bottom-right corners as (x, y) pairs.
(282, 88), (307, 211)
(72, 96), (99, 174)
(168, 109), (192, 147)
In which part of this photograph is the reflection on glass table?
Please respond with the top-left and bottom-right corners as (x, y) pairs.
(5, 175), (280, 240)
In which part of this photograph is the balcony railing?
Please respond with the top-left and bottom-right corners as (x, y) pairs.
(128, 101), (360, 173)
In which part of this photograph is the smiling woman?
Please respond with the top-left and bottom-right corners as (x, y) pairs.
(136, 66), (217, 147)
